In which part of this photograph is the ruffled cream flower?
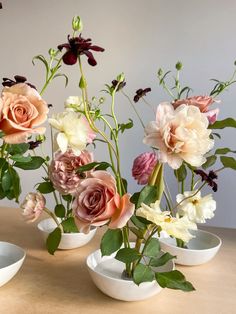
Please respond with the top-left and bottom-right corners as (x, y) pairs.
(64, 96), (84, 111)
(136, 201), (197, 243)
(176, 191), (216, 223)
(143, 102), (214, 169)
(49, 110), (95, 155)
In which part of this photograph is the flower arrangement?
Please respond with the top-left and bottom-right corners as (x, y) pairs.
(1, 16), (236, 292)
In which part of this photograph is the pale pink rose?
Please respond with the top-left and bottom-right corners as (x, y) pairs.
(0, 83), (48, 144)
(20, 192), (45, 223)
(109, 193), (135, 229)
(72, 171), (118, 233)
(132, 152), (157, 185)
(143, 102), (214, 169)
(49, 149), (93, 195)
(172, 96), (220, 124)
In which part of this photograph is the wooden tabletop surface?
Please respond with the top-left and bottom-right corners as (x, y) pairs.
(0, 206), (235, 314)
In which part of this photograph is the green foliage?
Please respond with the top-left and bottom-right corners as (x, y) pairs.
(174, 163), (187, 182)
(77, 161), (111, 173)
(118, 119), (133, 134)
(155, 270), (195, 291)
(209, 118), (236, 129)
(46, 227), (62, 255)
(37, 181), (55, 194)
(14, 156), (45, 170)
(202, 155), (217, 169)
(149, 252), (176, 267)
(129, 227), (144, 239)
(54, 204), (66, 218)
(220, 156), (236, 170)
(130, 215), (149, 230)
(7, 143), (30, 155)
(215, 148), (236, 155)
(136, 185), (157, 209)
(61, 217), (78, 233)
(133, 264), (154, 285)
(10, 155), (32, 163)
(100, 229), (123, 256)
(115, 248), (141, 263)
(143, 238), (160, 258)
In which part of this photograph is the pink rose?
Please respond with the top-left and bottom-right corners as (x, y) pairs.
(172, 96), (219, 124)
(20, 192), (45, 222)
(72, 171), (118, 233)
(108, 193), (135, 229)
(0, 83), (48, 143)
(132, 152), (157, 185)
(49, 149), (93, 195)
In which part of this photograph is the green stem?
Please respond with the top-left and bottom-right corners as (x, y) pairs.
(40, 58), (62, 96)
(43, 207), (63, 231)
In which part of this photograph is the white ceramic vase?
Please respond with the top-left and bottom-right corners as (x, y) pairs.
(37, 218), (96, 250)
(159, 229), (222, 266)
(86, 247), (174, 301)
(0, 241), (26, 287)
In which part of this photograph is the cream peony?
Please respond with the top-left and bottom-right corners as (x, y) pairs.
(136, 201), (197, 243)
(176, 191), (216, 223)
(64, 96), (84, 111)
(48, 110), (95, 155)
(143, 102), (214, 169)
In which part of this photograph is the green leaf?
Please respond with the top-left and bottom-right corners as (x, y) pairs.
(150, 252), (176, 267)
(32, 54), (50, 77)
(37, 181), (55, 194)
(7, 143), (30, 155)
(215, 148), (236, 155)
(155, 270), (195, 291)
(209, 118), (236, 129)
(1, 170), (12, 192)
(54, 204), (66, 218)
(62, 194), (73, 202)
(220, 156), (236, 170)
(131, 215), (148, 229)
(14, 156), (45, 170)
(118, 119), (133, 133)
(8, 167), (21, 202)
(130, 192), (140, 207)
(129, 227), (144, 239)
(10, 154), (32, 163)
(46, 227), (62, 255)
(137, 185), (157, 208)
(53, 73), (69, 87)
(76, 162), (98, 173)
(95, 162), (111, 170)
(174, 164), (187, 182)
(100, 229), (123, 256)
(133, 264), (154, 285)
(115, 248), (141, 263)
(0, 158), (7, 172)
(61, 217), (78, 233)
(202, 155), (217, 169)
(143, 238), (160, 258)
(211, 132), (221, 139)
(0, 131), (5, 138)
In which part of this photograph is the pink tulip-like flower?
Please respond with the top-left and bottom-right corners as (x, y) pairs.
(132, 152), (157, 185)
(172, 95), (219, 124)
(143, 102), (214, 169)
(72, 171), (119, 233)
(49, 149), (93, 195)
(0, 83), (48, 143)
(108, 193), (135, 229)
(20, 192), (45, 223)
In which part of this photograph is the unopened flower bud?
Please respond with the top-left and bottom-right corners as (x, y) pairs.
(157, 68), (163, 76)
(49, 48), (57, 57)
(175, 61), (183, 71)
(36, 134), (46, 142)
(116, 72), (125, 82)
(99, 97), (105, 104)
(72, 16), (83, 32)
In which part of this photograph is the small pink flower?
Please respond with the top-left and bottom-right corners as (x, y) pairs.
(132, 152), (157, 185)
(49, 149), (93, 195)
(72, 171), (118, 233)
(20, 192), (45, 223)
(205, 108), (219, 124)
(109, 193), (135, 229)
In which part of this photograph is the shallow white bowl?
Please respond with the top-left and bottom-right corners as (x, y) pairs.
(37, 218), (97, 250)
(87, 248), (174, 301)
(160, 229), (222, 266)
(0, 242), (26, 287)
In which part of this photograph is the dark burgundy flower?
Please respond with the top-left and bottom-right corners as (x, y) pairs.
(28, 140), (43, 150)
(58, 34), (104, 66)
(2, 75), (36, 89)
(133, 88), (151, 103)
(0, 2), (2, 9)
(194, 169), (218, 192)
(111, 80), (126, 92)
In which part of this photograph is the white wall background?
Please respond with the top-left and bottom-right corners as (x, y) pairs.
(0, 0), (236, 228)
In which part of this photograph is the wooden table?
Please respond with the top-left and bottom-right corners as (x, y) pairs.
(0, 206), (235, 314)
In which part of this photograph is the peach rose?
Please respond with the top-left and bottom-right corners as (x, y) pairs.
(0, 83), (48, 143)
(20, 192), (45, 223)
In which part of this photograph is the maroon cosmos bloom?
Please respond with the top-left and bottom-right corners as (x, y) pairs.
(111, 79), (126, 92)
(58, 34), (104, 66)
(0, 2), (2, 9)
(134, 88), (151, 103)
(2, 75), (36, 89)
(194, 169), (218, 192)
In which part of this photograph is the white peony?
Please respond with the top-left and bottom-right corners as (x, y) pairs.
(176, 191), (216, 223)
(136, 201), (197, 243)
(143, 102), (214, 169)
(48, 110), (95, 155)
(64, 96), (85, 111)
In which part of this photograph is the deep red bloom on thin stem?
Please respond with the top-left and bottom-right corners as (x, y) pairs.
(58, 34), (104, 66)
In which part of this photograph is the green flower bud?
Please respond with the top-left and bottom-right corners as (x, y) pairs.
(48, 48), (57, 57)
(116, 72), (125, 82)
(72, 16), (83, 32)
(175, 61), (183, 71)
(36, 134), (46, 142)
(79, 76), (87, 89)
(157, 68), (163, 76)
(234, 60), (236, 66)
(99, 97), (105, 104)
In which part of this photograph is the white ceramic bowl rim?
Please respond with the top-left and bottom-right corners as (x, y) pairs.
(0, 241), (26, 270)
(37, 218), (96, 236)
(86, 248), (175, 283)
(160, 229), (222, 252)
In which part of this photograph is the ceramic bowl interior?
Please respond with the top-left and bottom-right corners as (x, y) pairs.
(87, 245), (174, 301)
(0, 241), (26, 287)
(159, 229), (222, 266)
